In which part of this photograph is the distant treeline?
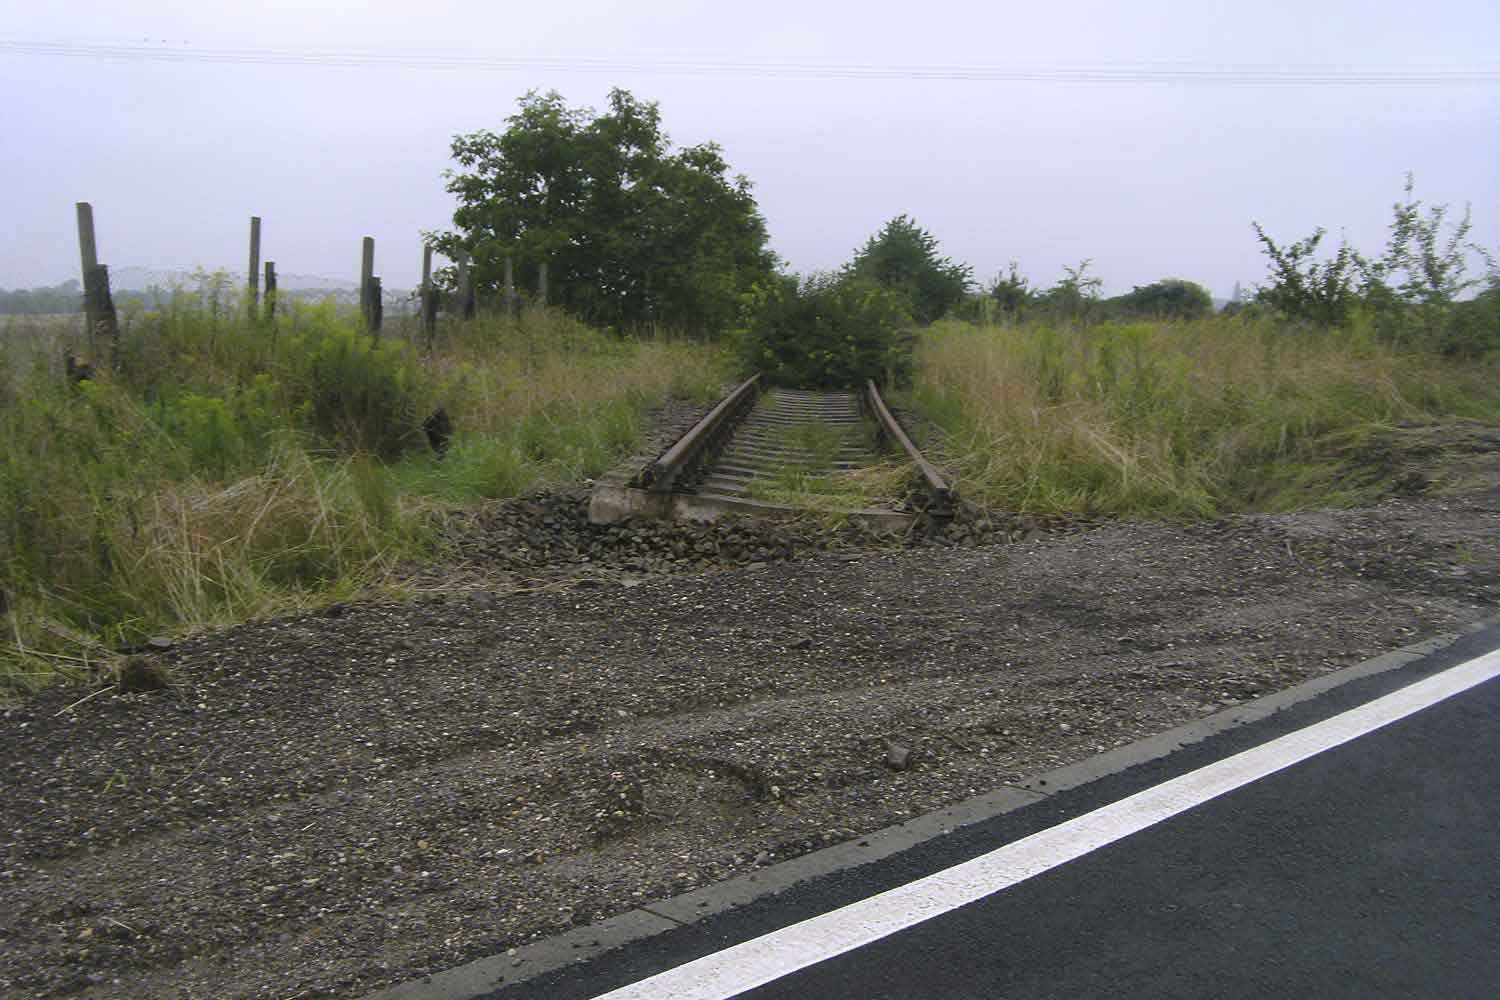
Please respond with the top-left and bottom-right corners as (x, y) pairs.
(0, 278), (414, 316)
(0, 280), (83, 315)
(0, 280), (182, 315)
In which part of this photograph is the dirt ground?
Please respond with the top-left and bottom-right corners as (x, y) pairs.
(2, 423), (1497, 1000)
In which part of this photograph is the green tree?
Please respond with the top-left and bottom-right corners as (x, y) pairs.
(436, 89), (776, 334)
(845, 215), (973, 324)
(1039, 259), (1105, 321)
(1250, 224), (1362, 327)
(1250, 175), (1496, 340)
(1104, 278), (1214, 319)
(987, 261), (1034, 320)
(1357, 174), (1496, 349)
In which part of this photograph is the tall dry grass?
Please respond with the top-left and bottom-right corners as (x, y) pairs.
(1, 305), (727, 693)
(908, 316), (1500, 518)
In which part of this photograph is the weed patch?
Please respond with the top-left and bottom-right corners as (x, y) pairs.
(1, 305), (726, 693)
(908, 316), (1500, 519)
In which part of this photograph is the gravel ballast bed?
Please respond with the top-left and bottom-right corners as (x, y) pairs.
(2, 479), (1497, 998)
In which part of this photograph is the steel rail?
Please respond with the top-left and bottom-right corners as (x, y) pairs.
(864, 379), (956, 517)
(638, 374), (762, 493)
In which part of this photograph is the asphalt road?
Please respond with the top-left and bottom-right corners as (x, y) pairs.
(479, 622), (1500, 1000)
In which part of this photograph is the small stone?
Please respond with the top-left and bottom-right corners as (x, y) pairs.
(885, 741), (911, 771)
(789, 637), (813, 651)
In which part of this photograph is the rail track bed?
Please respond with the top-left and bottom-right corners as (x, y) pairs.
(589, 377), (954, 528)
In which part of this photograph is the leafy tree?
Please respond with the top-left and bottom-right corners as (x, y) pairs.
(1251, 175), (1496, 346)
(1366, 174), (1489, 306)
(845, 215), (973, 324)
(736, 274), (914, 388)
(988, 261), (1034, 320)
(1250, 224), (1362, 327)
(1039, 259), (1104, 321)
(436, 89), (776, 335)
(1104, 278), (1213, 320)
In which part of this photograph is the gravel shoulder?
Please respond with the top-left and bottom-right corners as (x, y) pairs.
(2, 426), (1498, 1000)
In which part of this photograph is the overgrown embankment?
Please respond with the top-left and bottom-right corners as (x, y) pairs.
(907, 316), (1500, 518)
(0, 305), (726, 691)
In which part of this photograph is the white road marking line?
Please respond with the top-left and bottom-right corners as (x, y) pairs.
(589, 649), (1500, 1000)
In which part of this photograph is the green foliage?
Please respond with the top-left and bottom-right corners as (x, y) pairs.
(1039, 259), (1105, 321)
(735, 274), (914, 387)
(154, 376), (282, 478)
(968, 267), (1212, 326)
(1443, 281), (1500, 358)
(1253, 175), (1499, 355)
(1251, 224), (1362, 327)
(845, 215), (973, 324)
(1, 301), (727, 691)
(438, 88), (776, 335)
(911, 316), (1500, 520)
(987, 261), (1034, 320)
(1103, 278), (1214, 320)
(281, 307), (426, 458)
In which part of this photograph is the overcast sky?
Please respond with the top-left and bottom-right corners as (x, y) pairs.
(3, 0), (1497, 298)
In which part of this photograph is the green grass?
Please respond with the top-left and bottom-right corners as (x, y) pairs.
(1, 302), (727, 694)
(906, 315), (1500, 519)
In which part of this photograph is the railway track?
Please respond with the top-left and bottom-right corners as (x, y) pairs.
(589, 377), (954, 528)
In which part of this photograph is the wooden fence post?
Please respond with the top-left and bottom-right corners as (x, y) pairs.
(537, 259), (549, 307)
(263, 261), (277, 323)
(75, 203), (118, 350)
(455, 252), (475, 320)
(366, 277), (383, 338)
(360, 236), (380, 334)
(76, 202), (100, 336)
(421, 244), (437, 348)
(247, 216), (261, 314)
(84, 266), (119, 347)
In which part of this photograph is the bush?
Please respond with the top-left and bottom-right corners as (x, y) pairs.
(1252, 175), (1498, 354)
(1443, 281), (1500, 357)
(736, 274), (914, 387)
(281, 307), (428, 458)
(1103, 279), (1214, 320)
(845, 215), (973, 324)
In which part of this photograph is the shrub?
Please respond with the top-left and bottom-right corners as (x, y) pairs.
(1252, 175), (1498, 354)
(845, 215), (973, 324)
(736, 274), (914, 387)
(1104, 279), (1214, 320)
(281, 307), (428, 457)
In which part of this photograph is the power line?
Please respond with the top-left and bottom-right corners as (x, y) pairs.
(2, 37), (1498, 85)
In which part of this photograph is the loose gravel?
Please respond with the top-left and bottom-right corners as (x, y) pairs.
(2, 426), (1497, 1000)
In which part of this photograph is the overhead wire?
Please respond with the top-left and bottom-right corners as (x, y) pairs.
(2, 37), (1498, 85)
